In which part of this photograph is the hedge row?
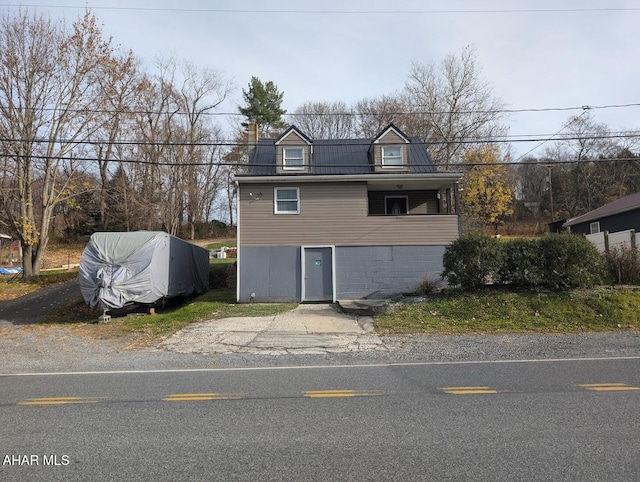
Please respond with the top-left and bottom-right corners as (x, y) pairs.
(442, 233), (604, 291)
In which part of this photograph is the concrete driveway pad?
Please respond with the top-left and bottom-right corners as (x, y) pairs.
(160, 304), (385, 355)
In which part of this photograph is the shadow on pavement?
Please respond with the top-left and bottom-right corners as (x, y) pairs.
(0, 279), (82, 325)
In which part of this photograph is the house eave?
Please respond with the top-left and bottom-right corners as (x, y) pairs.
(235, 172), (463, 185)
(563, 205), (640, 227)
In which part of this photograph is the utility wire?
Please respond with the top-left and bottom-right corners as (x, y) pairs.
(514, 108), (593, 162)
(1, 102), (638, 118)
(1, 132), (639, 148)
(3, 4), (639, 15)
(1, 152), (638, 168)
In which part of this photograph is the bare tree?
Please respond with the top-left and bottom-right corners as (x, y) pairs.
(289, 100), (354, 139)
(545, 113), (622, 216)
(0, 9), (125, 278)
(404, 45), (507, 168)
(92, 50), (140, 231)
(221, 126), (250, 226)
(514, 157), (549, 213)
(175, 60), (231, 239)
(127, 58), (231, 237)
(131, 70), (179, 232)
(353, 94), (406, 138)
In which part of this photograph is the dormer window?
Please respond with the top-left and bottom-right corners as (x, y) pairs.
(274, 126), (312, 174)
(283, 147), (304, 170)
(382, 146), (403, 167)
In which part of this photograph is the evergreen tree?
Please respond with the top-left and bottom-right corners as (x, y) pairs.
(238, 76), (286, 136)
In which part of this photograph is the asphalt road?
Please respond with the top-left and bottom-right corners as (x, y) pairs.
(1, 357), (639, 481)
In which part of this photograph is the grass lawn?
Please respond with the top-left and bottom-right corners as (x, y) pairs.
(375, 287), (640, 334)
(45, 289), (296, 341)
(0, 269), (79, 301)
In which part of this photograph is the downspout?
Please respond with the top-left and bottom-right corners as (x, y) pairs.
(235, 179), (241, 303)
(454, 182), (462, 235)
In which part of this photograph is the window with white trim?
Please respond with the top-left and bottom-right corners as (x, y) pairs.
(283, 147), (304, 170)
(382, 146), (403, 167)
(589, 221), (600, 234)
(274, 187), (300, 214)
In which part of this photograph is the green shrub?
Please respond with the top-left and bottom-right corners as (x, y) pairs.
(499, 238), (544, 288)
(536, 233), (603, 290)
(442, 232), (503, 290)
(442, 232), (603, 291)
(603, 244), (640, 284)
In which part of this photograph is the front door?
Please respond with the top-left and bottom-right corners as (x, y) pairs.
(303, 247), (334, 302)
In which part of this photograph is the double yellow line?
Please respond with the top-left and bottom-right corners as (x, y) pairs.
(19, 382), (636, 405)
(304, 389), (382, 398)
(163, 392), (245, 401)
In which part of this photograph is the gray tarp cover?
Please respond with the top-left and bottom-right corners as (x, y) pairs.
(79, 231), (209, 309)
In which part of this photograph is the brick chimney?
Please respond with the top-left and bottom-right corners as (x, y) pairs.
(247, 122), (259, 152)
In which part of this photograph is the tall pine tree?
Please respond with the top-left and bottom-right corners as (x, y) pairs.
(238, 76), (286, 137)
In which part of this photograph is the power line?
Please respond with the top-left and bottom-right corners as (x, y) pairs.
(1, 102), (639, 118)
(515, 109), (592, 162)
(1, 132), (639, 148)
(3, 4), (639, 15)
(1, 152), (638, 168)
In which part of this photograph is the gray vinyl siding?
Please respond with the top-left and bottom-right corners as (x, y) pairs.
(238, 182), (460, 247)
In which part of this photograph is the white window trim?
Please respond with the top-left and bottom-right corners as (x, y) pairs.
(384, 195), (409, 215)
(381, 145), (403, 168)
(283, 147), (305, 170)
(589, 221), (601, 234)
(274, 187), (300, 214)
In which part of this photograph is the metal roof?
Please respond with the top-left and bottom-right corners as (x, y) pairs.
(244, 125), (438, 176)
(563, 191), (640, 227)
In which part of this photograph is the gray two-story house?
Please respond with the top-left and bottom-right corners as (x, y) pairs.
(235, 123), (463, 303)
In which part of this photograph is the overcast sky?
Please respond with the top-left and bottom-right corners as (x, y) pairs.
(3, 0), (640, 157)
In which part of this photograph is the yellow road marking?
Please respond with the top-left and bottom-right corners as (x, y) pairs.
(440, 386), (498, 395)
(304, 390), (382, 398)
(163, 393), (245, 401)
(579, 383), (640, 392)
(18, 397), (103, 406)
